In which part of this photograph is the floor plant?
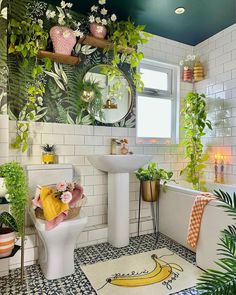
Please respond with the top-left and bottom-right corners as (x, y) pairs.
(197, 189), (236, 294)
(180, 92), (212, 190)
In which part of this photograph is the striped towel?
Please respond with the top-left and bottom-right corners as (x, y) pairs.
(187, 193), (215, 248)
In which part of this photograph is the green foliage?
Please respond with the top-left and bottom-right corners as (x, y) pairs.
(180, 92), (212, 190)
(11, 81), (46, 152)
(8, 18), (48, 67)
(135, 162), (174, 185)
(0, 162), (28, 236)
(8, 18), (52, 152)
(0, 212), (18, 232)
(197, 189), (236, 295)
(106, 18), (152, 92)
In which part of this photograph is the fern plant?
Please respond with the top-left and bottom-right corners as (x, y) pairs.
(197, 189), (236, 294)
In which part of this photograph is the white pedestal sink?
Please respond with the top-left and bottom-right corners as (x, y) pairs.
(87, 154), (152, 248)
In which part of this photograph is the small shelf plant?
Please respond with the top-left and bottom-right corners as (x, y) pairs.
(41, 144), (56, 164)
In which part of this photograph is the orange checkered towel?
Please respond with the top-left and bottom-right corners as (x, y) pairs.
(187, 193), (215, 248)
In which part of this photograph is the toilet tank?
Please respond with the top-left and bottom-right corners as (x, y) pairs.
(25, 164), (73, 197)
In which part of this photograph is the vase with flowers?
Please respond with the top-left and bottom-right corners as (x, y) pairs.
(179, 55), (198, 82)
(46, 1), (84, 55)
(88, 0), (117, 39)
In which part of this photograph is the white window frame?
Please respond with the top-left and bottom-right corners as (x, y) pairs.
(136, 58), (180, 145)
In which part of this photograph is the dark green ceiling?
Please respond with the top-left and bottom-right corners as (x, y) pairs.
(48, 0), (236, 45)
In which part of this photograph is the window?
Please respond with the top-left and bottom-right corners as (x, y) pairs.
(136, 59), (180, 144)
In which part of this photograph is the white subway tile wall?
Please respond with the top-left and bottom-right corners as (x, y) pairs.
(194, 23), (236, 183)
(1, 25), (235, 276)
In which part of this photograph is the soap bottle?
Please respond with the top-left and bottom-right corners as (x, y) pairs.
(120, 139), (129, 155)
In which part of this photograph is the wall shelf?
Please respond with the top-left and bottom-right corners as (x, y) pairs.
(38, 36), (134, 65)
(79, 35), (135, 54)
(38, 51), (80, 65)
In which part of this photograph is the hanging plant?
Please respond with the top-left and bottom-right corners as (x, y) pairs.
(105, 18), (152, 92)
(8, 17), (52, 152)
(180, 92), (212, 190)
(0, 162), (28, 236)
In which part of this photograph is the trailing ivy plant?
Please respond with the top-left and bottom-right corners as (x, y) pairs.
(197, 189), (236, 294)
(8, 18), (51, 152)
(180, 92), (212, 190)
(106, 18), (152, 92)
(0, 162), (28, 236)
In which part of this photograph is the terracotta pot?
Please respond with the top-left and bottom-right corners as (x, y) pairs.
(0, 228), (15, 258)
(42, 153), (55, 164)
(141, 180), (160, 202)
(50, 26), (76, 55)
(90, 23), (107, 39)
(183, 68), (193, 82)
(0, 178), (7, 197)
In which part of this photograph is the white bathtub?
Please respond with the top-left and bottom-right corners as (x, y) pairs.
(159, 182), (235, 270)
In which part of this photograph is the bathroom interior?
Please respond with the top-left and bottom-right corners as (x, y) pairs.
(0, 0), (236, 294)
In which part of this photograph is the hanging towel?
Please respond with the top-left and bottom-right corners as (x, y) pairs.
(39, 187), (69, 221)
(187, 193), (215, 248)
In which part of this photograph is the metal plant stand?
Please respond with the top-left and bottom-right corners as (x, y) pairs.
(137, 181), (160, 242)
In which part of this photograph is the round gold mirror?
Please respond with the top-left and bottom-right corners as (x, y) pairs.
(83, 65), (133, 124)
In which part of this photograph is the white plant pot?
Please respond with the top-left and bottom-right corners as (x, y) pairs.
(0, 177), (7, 197)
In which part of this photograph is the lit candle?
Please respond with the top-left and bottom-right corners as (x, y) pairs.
(214, 154), (218, 183)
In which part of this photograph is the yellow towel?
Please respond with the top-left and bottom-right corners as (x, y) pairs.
(40, 187), (69, 221)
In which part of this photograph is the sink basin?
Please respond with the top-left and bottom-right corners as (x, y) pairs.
(87, 154), (152, 248)
(87, 154), (152, 173)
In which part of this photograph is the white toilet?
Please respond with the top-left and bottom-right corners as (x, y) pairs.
(25, 164), (88, 280)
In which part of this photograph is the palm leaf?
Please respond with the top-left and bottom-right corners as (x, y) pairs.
(197, 189), (236, 294)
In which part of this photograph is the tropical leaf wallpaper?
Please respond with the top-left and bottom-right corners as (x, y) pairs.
(6, 0), (136, 127)
(0, 0), (7, 114)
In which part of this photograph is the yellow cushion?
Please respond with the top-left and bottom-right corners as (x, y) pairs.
(40, 187), (69, 221)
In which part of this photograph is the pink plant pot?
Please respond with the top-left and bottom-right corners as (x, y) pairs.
(0, 229), (15, 258)
(90, 23), (107, 39)
(50, 26), (76, 55)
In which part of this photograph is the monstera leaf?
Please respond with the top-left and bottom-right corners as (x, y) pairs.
(0, 212), (18, 232)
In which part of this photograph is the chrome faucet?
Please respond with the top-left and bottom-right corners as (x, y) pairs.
(111, 138), (121, 155)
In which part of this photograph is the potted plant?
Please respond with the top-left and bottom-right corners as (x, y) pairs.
(0, 212), (18, 258)
(0, 162), (28, 236)
(179, 55), (198, 82)
(78, 78), (104, 119)
(41, 144), (56, 164)
(88, 0), (117, 39)
(46, 1), (84, 55)
(135, 162), (173, 202)
(106, 18), (152, 92)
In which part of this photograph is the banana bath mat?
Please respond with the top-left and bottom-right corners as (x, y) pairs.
(81, 248), (202, 295)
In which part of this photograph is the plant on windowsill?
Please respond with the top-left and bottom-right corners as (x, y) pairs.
(180, 92), (212, 191)
(0, 162), (28, 237)
(0, 212), (18, 258)
(8, 18), (52, 152)
(105, 18), (152, 93)
(196, 189), (236, 294)
(135, 162), (174, 202)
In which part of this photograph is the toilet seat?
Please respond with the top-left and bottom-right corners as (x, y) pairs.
(29, 206), (87, 231)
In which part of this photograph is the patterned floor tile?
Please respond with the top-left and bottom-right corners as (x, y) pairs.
(0, 233), (201, 295)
